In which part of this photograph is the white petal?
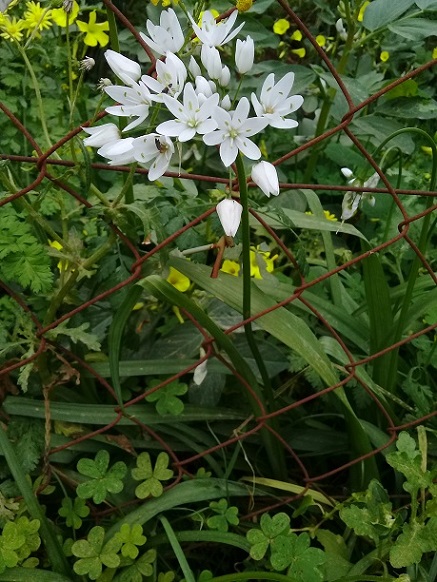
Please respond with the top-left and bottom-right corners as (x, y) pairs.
(105, 50), (141, 85)
(236, 136), (261, 160)
(220, 139), (238, 167)
(156, 119), (184, 137)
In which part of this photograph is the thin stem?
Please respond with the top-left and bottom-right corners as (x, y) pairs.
(235, 153), (274, 404)
(17, 44), (53, 151)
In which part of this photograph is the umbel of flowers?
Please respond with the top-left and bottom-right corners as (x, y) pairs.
(82, 7), (304, 235)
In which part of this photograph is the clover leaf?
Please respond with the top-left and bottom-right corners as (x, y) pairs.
(0, 521), (25, 573)
(72, 525), (122, 580)
(145, 380), (188, 415)
(14, 517), (41, 561)
(117, 549), (157, 582)
(246, 512), (291, 560)
(207, 499), (239, 532)
(59, 497), (90, 530)
(132, 452), (174, 499)
(113, 524), (147, 560)
(271, 532), (325, 581)
(76, 450), (127, 504)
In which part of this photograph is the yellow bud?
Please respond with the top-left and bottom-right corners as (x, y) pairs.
(291, 47), (306, 58)
(358, 1), (370, 22)
(432, 47), (437, 59)
(290, 30), (303, 41)
(380, 50), (389, 62)
(316, 34), (326, 47)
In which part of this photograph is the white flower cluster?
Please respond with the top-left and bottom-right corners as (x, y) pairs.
(82, 8), (304, 191)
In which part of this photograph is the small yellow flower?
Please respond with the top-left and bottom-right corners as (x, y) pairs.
(23, 2), (53, 35)
(236, 0), (253, 12)
(290, 30), (302, 41)
(358, 1), (370, 22)
(273, 19), (290, 35)
(433, 47), (437, 59)
(291, 47), (306, 58)
(51, 1), (80, 27)
(0, 16), (25, 42)
(49, 240), (69, 272)
(250, 249), (278, 279)
(316, 34), (326, 47)
(421, 146), (433, 156)
(76, 11), (109, 47)
(380, 50), (389, 62)
(132, 302), (145, 311)
(166, 267), (190, 292)
(305, 210), (338, 221)
(221, 260), (240, 276)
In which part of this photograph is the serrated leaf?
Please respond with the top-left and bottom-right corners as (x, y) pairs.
(46, 321), (101, 351)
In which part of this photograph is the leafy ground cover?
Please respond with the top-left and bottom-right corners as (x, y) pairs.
(0, 0), (437, 580)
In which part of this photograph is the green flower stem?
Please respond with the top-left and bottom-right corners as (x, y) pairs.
(43, 231), (117, 325)
(69, 70), (86, 129)
(112, 163), (138, 206)
(17, 45), (53, 151)
(235, 153), (274, 405)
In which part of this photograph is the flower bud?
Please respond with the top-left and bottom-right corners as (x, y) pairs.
(105, 49), (141, 86)
(220, 65), (231, 86)
(251, 161), (280, 197)
(201, 45), (222, 80)
(82, 123), (120, 148)
(216, 199), (242, 237)
(235, 35), (254, 74)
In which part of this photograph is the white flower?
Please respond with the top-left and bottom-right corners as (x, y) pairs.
(189, 10), (244, 47)
(79, 56), (95, 71)
(195, 76), (216, 98)
(193, 347), (208, 385)
(133, 134), (174, 181)
(221, 95), (231, 110)
(105, 81), (153, 131)
(203, 97), (268, 167)
(98, 138), (137, 165)
(142, 52), (187, 101)
(251, 161), (280, 197)
(201, 45), (222, 80)
(235, 35), (254, 74)
(157, 82), (219, 142)
(251, 72), (304, 129)
(82, 123), (120, 148)
(216, 198), (242, 236)
(340, 168), (378, 220)
(140, 8), (184, 56)
(105, 50), (141, 86)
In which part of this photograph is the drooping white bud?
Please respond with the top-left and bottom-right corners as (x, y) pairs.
(251, 161), (280, 197)
(216, 199), (242, 237)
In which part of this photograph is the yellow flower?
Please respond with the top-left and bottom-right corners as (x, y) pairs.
(236, 0), (253, 12)
(433, 47), (437, 59)
(250, 248), (278, 279)
(290, 30), (302, 41)
(291, 47), (306, 58)
(76, 11), (109, 47)
(23, 1), (53, 35)
(49, 240), (69, 272)
(421, 146), (433, 156)
(221, 260), (240, 276)
(316, 34), (326, 47)
(305, 210), (338, 221)
(273, 19), (290, 35)
(0, 16), (25, 42)
(166, 267), (190, 292)
(51, 1), (80, 27)
(380, 50), (389, 62)
(151, 0), (180, 6)
(358, 1), (370, 22)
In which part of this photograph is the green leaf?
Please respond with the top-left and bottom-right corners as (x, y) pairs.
(206, 499), (239, 532)
(415, 0), (437, 7)
(132, 452), (174, 499)
(362, 0), (416, 30)
(271, 532), (325, 581)
(113, 524), (147, 560)
(0, 522), (25, 573)
(117, 549), (156, 582)
(386, 432), (432, 494)
(76, 450), (127, 504)
(14, 517), (41, 562)
(58, 497), (90, 530)
(390, 521), (429, 568)
(388, 17), (437, 39)
(168, 258), (338, 388)
(72, 526), (122, 580)
(145, 380), (188, 416)
(46, 321), (101, 351)
(247, 513), (291, 561)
